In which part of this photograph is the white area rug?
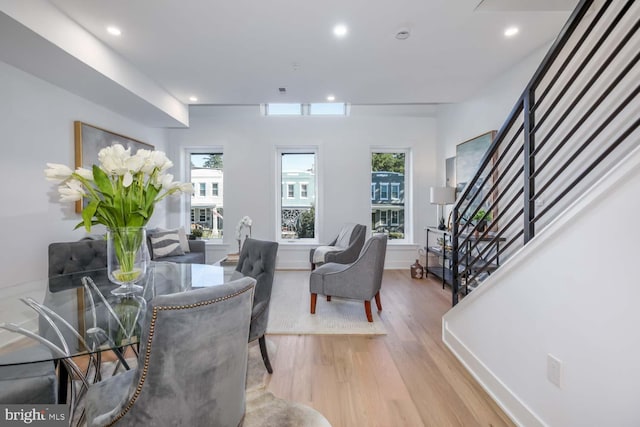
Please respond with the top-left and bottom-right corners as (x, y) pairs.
(266, 271), (386, 335)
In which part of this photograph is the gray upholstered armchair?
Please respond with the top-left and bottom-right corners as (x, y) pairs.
(310, 234), (387, 322)
(230, 238), (279, 374)
(85, 277), (256, 427)
(309, 223), (366, 270)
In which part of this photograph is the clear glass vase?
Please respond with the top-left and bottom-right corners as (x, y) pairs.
(107, 226), (150, 296)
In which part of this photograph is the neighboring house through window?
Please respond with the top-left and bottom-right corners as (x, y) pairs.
(278, 149), (318, 242)
(187, 150), (224, 240)
(371, 150), (409, 241)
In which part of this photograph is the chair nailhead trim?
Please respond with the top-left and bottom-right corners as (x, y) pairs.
(104, 285), (254, 426)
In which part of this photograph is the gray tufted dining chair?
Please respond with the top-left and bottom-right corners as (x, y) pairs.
(85, 277), (256, 427)
(230, 238), (278, 374)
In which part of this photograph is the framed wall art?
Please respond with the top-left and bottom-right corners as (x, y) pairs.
(455, 130), (497, 222)
(74, 121), (154, 212)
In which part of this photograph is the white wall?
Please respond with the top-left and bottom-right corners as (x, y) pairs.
(166, 105), (438, 269)
(443, 146), (640, 427)
(435, 44), (549, 183)
(0, 60), (170, 287)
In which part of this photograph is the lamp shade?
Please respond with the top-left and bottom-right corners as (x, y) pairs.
(429, 186), (456, 204)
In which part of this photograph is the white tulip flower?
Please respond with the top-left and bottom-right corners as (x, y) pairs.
(125, 152), (146, 173)
(99, 144), (131, 175)
(178, 182), (194, 193)
(122, 171), (134, 187)
(74, 167), (94, 181)
(45, 163), (74, 182)
(58, 179), (85, 202)
(149, 150), (173, 172)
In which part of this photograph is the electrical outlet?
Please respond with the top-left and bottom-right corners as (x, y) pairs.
(547, 354), (563, 388)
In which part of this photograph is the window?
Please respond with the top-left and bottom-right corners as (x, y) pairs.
(391, 183), (400, 200)
(265, 103), (348, 116)
(266, 103), (303, 116)
(187, 151), (224, 240)
(278, 150), (317, 241)
(380, 183), (389, 200)
(371, 151), (409, 241)
(309, 103), (347, 116)
(391, 210), (399, 225)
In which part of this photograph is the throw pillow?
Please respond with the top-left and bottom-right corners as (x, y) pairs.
(150, 230), (185, 259)
(177, 226), (191, 253)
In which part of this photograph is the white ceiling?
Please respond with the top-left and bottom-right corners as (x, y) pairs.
(43, 0), (576, 105)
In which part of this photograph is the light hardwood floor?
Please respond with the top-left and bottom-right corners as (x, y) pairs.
(266, 270), (514, 427)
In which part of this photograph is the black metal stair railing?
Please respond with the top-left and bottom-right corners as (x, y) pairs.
(450, 0), (640, 306)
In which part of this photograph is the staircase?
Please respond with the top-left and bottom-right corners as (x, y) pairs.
(450, 0), (640, 306)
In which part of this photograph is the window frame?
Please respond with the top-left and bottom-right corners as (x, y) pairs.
(380, 183), (389, 200)
(370, 148), (412, 244)
(276, 147), (320, 244)
(184, 147), (224, 243)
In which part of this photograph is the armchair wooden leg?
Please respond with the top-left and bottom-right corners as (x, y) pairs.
(258, 335), (273, 374)
(374, 291), (382, 311)
(326, 296), (331, 302)
(311, 293), (317, 314)
(364, 300), (373, 322)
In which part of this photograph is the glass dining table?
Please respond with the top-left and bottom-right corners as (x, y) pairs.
(0, 262), (228, 404)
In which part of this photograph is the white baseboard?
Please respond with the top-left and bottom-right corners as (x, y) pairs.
(442, 321), (546, 427)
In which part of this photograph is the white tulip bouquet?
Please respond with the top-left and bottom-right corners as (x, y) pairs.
(46, 144), (192, 286)
(45, 144), (192, 231)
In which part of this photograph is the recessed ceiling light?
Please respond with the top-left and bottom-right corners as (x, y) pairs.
(189, 96), (198, 102)
(107, 26), (122, 36)
(326, 95), (336, 102)
(504, 26), (519, 37)
(333, 24), (348, 38)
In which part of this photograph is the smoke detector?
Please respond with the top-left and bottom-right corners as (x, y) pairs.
(395, 27), (411, 40)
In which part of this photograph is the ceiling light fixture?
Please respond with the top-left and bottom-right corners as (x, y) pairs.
(504, 26), (519, 37)
(326, 95), (336, 102)
(189, 96), (198, 102)
(107, 26), (122, 36)
(333, 24), (348, 38)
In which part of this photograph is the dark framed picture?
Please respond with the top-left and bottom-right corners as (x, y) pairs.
(74, 121), (154, 213)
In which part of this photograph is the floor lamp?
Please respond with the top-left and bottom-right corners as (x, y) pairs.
(430, 187), (456, 230)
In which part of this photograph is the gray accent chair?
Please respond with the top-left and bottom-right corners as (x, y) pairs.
(230, 238), (279, 374)
(309, 224), (367, 270)
(85, 277), (256, 427)
(310, 234), (387, 322)
(0, 345), (57, 404)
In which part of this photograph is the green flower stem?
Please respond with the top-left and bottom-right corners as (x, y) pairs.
(111, 227), (145, 282)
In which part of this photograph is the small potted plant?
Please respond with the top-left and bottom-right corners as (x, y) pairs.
(190, 227), (203, 240)
(472, 209), (492, 234)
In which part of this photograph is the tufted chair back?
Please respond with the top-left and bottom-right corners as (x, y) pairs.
(48, 239), (107, 291)
(230, 238), (278, 373)
(85, 277), (256, 426)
